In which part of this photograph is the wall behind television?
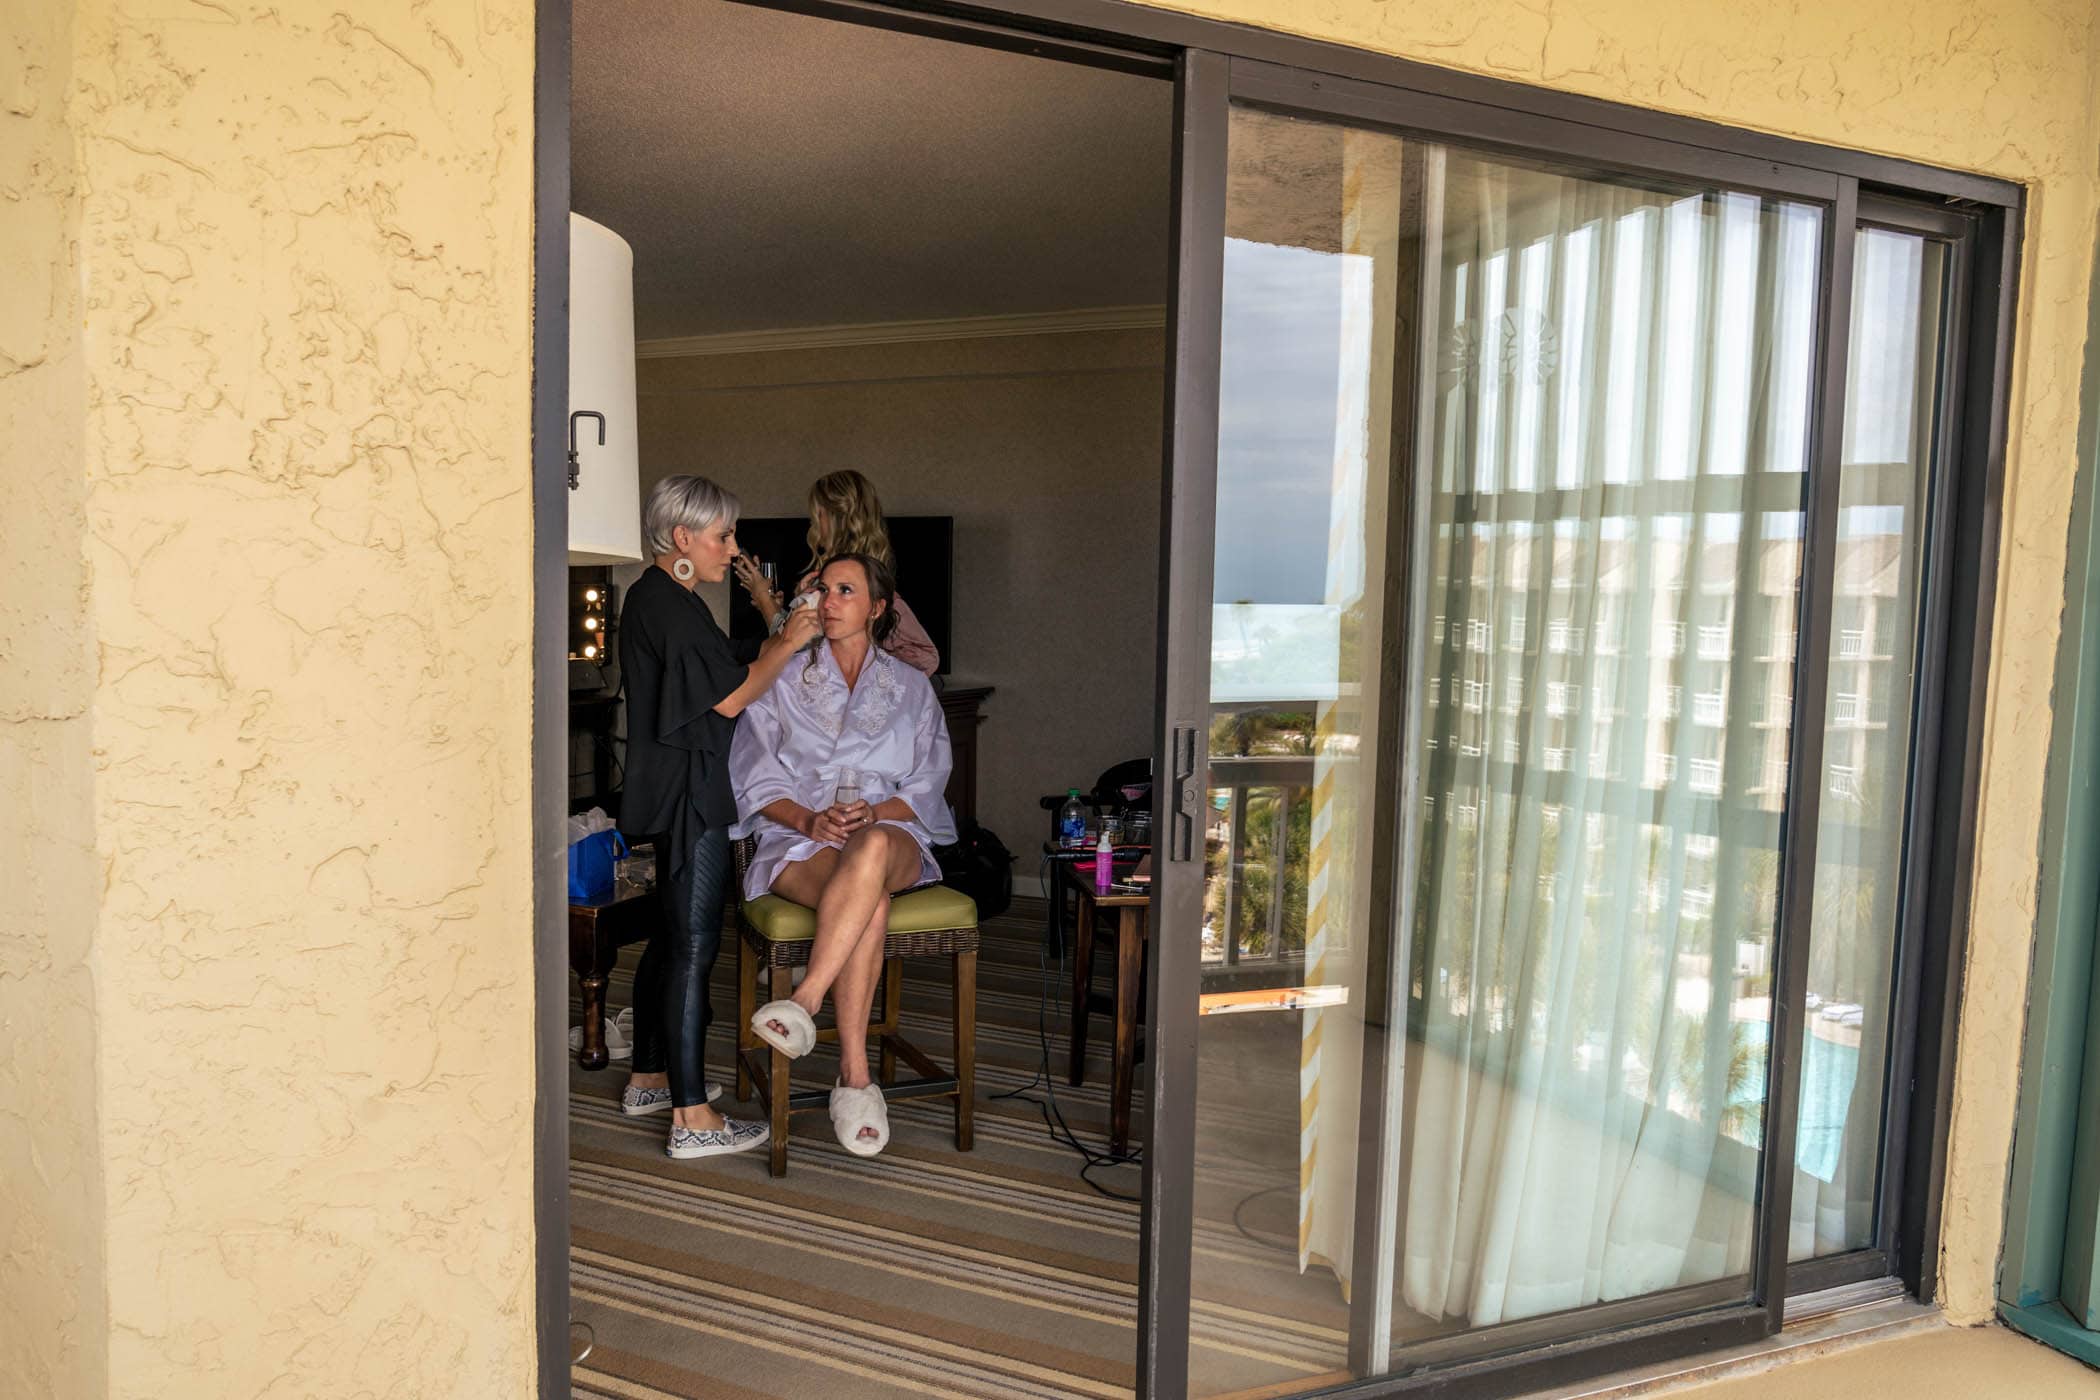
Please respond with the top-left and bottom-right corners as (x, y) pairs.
(635, 325), (1165, 866)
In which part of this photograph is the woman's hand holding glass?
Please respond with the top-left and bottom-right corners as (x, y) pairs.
(825, 799), (875, 842)
(732, 552), (782, 624)
(803, 799), (868, 844)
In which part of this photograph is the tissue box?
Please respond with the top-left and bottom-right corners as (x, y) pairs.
(567, 829), (627, 902)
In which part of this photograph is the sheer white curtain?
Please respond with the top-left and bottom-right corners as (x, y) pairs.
(1397, 151), (1824, 1328)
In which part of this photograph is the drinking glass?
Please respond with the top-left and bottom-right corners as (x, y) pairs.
(832, 768), (861, 809)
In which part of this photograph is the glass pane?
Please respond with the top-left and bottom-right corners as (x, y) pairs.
(1188, 107), (1407, 1396)
(1391, 150), (1822, 1356)
(1789, 229), (1947, 1261)
(1189, 108), (1828, 1394)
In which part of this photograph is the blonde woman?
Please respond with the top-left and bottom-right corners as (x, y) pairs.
(733, 469), (941, 676)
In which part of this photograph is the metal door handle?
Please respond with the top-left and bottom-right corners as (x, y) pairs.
(1170, 724), (1200, 863)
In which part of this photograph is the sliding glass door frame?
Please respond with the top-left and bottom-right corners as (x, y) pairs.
(1150, 54), (1859, 1399)
(1782, 195), (1979, 1305)
(532, 4), (2024, 1397)
(1143, 46), (2020, 1400)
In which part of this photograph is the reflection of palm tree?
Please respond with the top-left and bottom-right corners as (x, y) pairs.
(1231, 789), (1312, 957)
(1675, 1017), (1764, 1141)
(1206, 706), (1316, 958)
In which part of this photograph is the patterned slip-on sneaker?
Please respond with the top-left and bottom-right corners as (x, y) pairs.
(620, 1082), (724, 1116)
(666, 1117), (771, 1160)
(620, 1084), (671, 1116)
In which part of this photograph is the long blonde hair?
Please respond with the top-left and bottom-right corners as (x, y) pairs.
(806, 470), (894, 571)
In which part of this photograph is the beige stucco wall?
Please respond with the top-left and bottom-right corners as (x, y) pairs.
(6, 0), (542, 1395)
(637, 329), (1165, 860)
(7, 0), (2096, 1391)
(1, 0), (104, 1394)
(1130, 0), (2100, 1327)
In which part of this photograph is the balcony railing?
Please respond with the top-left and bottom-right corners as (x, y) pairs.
(1206, 751), (1315, 968)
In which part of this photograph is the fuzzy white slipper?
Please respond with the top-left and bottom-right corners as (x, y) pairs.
(829, 1082), (890, 1157)
(751, 999), (817, 1058)
(568, 1014), (633, 1062)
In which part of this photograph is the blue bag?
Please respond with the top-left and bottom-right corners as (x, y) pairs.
(567, 828), (627, 902)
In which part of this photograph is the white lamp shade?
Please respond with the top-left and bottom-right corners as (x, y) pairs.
(568, 213), (644, 564)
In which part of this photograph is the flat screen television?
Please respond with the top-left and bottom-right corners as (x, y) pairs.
(728, 516), (954, 675)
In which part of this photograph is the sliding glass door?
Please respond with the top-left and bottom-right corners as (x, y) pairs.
(1186, 105), (1412, 1396)
(1390, 139), (1829, 1359)
(1145, 49), (1985, 1400)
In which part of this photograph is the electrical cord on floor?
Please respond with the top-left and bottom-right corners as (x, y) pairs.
(1230, 1182), (1298, 1252)
(994, 850), (1145, 1202)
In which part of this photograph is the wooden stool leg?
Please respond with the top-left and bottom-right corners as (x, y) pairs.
(1068, 895), (1096, 1086)
(571, 909), (608, 1071)
(735, 933), (756, 1102)
(768, 963), (793, 1177)
(577, 966), (609, 1072)
(954, 947), (977, 1152)
(879, 957), (904, 1087)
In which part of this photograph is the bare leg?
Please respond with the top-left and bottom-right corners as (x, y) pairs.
(830, 900), (890, 1093)
(768, 827), (920, 1014)
(761, 827), (922, 1069)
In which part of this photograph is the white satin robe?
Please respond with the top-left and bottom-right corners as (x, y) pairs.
(728, 642), (956, 902)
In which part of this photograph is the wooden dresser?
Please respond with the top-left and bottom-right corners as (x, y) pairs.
(937, 684), (992, 829)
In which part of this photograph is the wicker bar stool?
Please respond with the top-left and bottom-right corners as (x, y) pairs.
(732, 836), (979, 1177)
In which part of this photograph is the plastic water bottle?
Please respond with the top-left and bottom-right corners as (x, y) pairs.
(1058, 789), (1088, 847)
(1094, 828), (1114, 890)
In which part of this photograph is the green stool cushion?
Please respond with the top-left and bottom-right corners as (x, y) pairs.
(742, 883), (979, 944)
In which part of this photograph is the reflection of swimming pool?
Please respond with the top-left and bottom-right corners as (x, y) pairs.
(1734, 1019), (1861, 1182)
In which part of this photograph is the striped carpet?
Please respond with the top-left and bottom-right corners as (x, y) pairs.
(568, 896), (1349, 1399)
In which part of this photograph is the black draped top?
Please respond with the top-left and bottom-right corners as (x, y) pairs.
(617, 566), (762, 876)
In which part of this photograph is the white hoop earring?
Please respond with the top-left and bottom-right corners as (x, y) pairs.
(672, 558), (696, 582)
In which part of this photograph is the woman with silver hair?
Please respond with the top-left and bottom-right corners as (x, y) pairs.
(617, 474), (820, 1160)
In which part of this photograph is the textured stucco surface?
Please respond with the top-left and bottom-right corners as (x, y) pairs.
(1137, 0), (2100, 1327)
(34, 0), (540, 1394)
(1, 1), (104, 1394)
(9, 0), (2097, 1386)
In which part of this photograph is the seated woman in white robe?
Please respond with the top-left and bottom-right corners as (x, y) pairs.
(729, 553), (956, 1156)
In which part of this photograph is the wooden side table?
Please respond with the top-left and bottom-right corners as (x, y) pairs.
(1059, 858), (1151, 1156)
(568, 884), (661, 1070)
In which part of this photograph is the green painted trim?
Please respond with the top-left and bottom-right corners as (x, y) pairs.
(2000, 1301), (2100, 1371)
(1999, 219), (2100, 1324)
(2068, 911), (2100, 1323)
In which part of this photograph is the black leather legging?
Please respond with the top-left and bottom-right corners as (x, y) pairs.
(629, 825), (729, 1109)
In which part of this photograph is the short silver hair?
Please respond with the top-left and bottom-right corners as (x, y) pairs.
(643, 474), (741, 557)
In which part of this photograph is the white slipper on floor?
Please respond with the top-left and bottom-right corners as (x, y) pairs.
(568, 1014), (633, 1062)
(751, 999), (817, 1058)
(829, 1082), (890, 1157)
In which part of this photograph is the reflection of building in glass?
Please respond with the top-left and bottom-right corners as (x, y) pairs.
(1416, 508), (1909, 954)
